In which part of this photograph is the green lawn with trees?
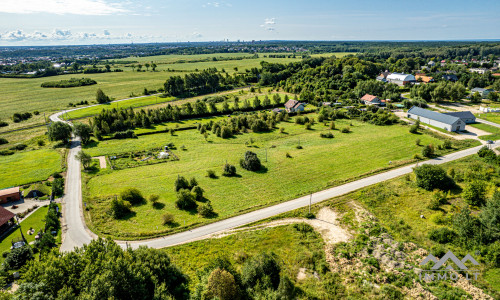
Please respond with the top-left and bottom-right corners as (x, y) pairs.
(82, 114), (477, 239)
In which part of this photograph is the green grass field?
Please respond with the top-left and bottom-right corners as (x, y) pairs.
(0, 149), (63, 189)
(83, 116), (476, 239)
(469, 122), (500, 140)
(0, 204), (61, 263)
(164, 224), (324, 291)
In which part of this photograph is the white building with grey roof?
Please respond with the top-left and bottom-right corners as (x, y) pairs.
(407, 106), (465, 132)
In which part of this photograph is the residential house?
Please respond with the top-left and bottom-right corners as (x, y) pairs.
(386, 73), (416, 86)
(361, 94), (381, 105)
(442, 74), (458, 82)
(376, 70), (391, 82)
(0, 207), (15, 234)
(407, 106), (465, 132)
(0, 187), (21, 204)
(284, 99), (305, 113)
(469, 68), (487, 74)
(471, 87), (494, 98)
(427, 61), (436, 67)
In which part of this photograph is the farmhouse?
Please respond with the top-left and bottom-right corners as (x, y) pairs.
(376, 71), (392, 82)
(284, 99), (305, 113)
(443, 111), (476, 124)
(407, 106), (465, 132)
(361, 94), (381, 105)
(0, 207), (15, 234)
(471, 88), (494, 98)
(386, 73), (416, 86)
(0, 187), (21, 204)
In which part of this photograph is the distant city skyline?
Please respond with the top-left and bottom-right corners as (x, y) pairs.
(1, 0), (499, 46)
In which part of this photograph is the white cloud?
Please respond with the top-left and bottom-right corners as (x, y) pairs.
(0, 29), (142, 42)
(191, 32), (203, 39)
(203, 1), (231, 8)
(260, 18), (276, 31)
(0, 0), (128, 15)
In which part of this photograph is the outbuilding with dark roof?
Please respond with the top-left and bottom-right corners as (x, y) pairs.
(443, 111), (476, 124)
(407, 106), (465, 132)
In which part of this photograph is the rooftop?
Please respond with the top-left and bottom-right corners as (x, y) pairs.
(0, 187), (20, 197)
(407, 106), (460, 125)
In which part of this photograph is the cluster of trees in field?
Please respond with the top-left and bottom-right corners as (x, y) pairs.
(412, 153), (500, 269)
(198, 111), (285, 139)
(163, 68), (248, 97)
(89, 94), (289, 137)
(41, 78), (97, 88)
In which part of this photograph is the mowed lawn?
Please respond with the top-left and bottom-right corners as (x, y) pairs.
(0, 149), (62, 189)
(84, 117), (464, 239)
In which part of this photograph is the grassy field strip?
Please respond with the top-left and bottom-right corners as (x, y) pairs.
(469, 122), (500, 141)
(0, 149), (63, 189)
(83, 117), (478, 239)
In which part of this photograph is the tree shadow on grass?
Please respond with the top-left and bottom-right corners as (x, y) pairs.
(117, 211), (137, 221)
(83, 165), (100, 175)
(83, 140), (99, 149)
(222, 173), (242, 178)
(152, 202), (165, 210)
(164, 221), (181, 228)
(255, 165), (269, 174)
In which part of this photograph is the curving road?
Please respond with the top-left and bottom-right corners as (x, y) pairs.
(51, 105), (493, 251)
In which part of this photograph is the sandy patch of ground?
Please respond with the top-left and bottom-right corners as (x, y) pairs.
(209, 207), (352, 245)
(93, 156), (107, 169)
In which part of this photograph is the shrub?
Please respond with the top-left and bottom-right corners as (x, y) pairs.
(414, 164), (454, 191)
(422, 144), (434, 158)
(304, 212), (315, 219)
(220, 126), (233, 138)
(189, 177), (198, 188)
(296, 145), (303, 149)
(1, 250), (9, 258)
(222, 164), (237, 176)
(4, 246), (33, 270)
(428, 227), (456, 244)
(415, 138), (420, 146)
(320, 132), (334, 138)
(162, 213), (175, 225)
(174, 175), (190, 191)
(409, 125), (418, 133)
(113, 130), (136, 139)
(443, 140), (452, 149)
(10, 144), (27, 151)
(329, 121), (335, 130)
(0, 138), (7, 145)
(0, 150), (14, 156)
(198, 201), (215, 218)
(206, 170), (217, 178)
(279, 127), (285, 133)
(192, 185), (204, 201)
(149, 194), (160, 204)
(204, 268), (240, 300)
(175, 189), (197, 210)
(286, 152), (292, 158)
(120, 188), (144, 205)
(462, 180), (487, 206)
(240, 151), (261, 171)
(52, 178), (64, 197)
(110, 198), (132, 219)
(242, 252), (281, 289)
(341, 127), (350, 133)
(428, 190), (447, 210)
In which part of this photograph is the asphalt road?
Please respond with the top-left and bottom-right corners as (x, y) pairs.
(51, 107), (491, 251)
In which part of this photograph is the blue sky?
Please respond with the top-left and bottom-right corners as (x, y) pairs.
(0, 0), (499, 45)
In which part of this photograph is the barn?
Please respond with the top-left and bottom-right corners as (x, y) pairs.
(407, 106), (465, 132)
(0, 187), (21, 204)
(443, 111), (476, 124)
